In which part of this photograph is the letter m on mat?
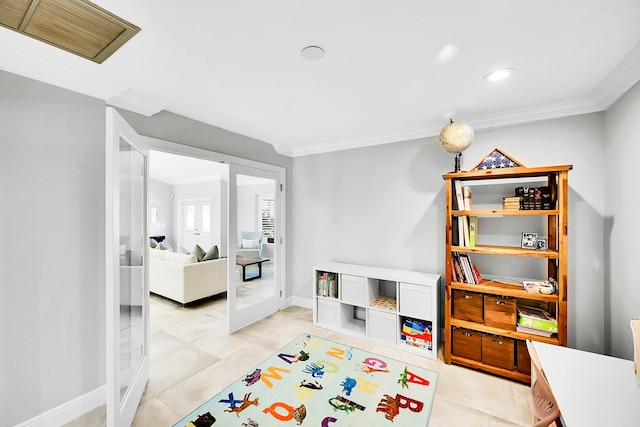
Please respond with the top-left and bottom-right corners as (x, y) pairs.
(261, 366), (292, 388)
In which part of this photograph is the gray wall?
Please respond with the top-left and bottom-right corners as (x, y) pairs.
(604, 80), (640, 359)
(0, 71), (106, 425)
(292, 113), (607, 353)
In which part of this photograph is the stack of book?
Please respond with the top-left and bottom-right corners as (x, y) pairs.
(450, 252), (482, 284)
(515, 186), (554, 210)
(317, 272), (338, 298)
(400, 318), (432, 350)
(516, 305), (558, 337)
(503, 196), (521, 210)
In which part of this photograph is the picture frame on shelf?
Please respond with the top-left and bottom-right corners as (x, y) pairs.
(521, 232), (537, 249)
(536, 238), (547, 251)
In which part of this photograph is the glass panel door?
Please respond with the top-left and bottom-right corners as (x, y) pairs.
(106, 107), (149, 426)
(228, 164), (282, 332)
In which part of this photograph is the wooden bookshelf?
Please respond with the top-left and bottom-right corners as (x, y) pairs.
(443, 165), (571, 382)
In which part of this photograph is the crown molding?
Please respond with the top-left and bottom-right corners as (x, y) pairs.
(107, 90), (166, 117)
(590, 41), (640, 110)
(286, 97), (604, 158)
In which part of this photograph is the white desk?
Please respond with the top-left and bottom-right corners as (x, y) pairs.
(532, 341), (640, 426)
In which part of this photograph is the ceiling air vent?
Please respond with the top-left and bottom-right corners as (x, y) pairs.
(0, 0), (140, 63)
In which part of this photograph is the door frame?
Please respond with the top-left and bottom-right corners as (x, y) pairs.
(105, 107), (150, 426)
(144, 136), (286, 309)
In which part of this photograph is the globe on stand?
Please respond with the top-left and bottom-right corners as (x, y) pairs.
(439, 120), (474, 172)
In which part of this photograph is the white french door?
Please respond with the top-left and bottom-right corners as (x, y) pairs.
(228, 164), (283, 332)
(180, 199), (212, 250)
(105, 107), (149, 426)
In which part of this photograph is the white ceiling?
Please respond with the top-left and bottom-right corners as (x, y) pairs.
(2, 0), (640, 157)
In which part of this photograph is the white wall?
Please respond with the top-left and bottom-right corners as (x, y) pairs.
(172, 179), (226, 255)
(292, 113), (606, 352)
(149, 178), (174, 244)
(604, 80), (640, 359)
(237, 182), (274, 240)
(0, 71), (106, 426)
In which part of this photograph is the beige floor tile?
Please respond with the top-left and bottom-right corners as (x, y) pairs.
(68, 294), (535, 426)
(131, 396), (182, 427)
(147, 342), (221, 396)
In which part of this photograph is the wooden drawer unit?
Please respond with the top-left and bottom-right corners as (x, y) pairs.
(483, 295), (516, 331)
(482, 334), (515, 371)
(516, 340), (531, 375)
(452, 327), (482, 362)
(453, 290), (483, 323)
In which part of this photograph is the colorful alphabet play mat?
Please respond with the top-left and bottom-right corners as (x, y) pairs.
(174, 333), (438, 426)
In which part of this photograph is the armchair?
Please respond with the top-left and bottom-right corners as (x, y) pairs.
(236, 231), (263, 258)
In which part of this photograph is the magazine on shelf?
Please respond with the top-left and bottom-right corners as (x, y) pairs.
(517, 305), (558, 333)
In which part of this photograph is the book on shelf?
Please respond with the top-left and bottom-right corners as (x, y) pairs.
(454, 180), (470, 247)
(463, 186), (472, 210)
(452, 252), (481, 284)
(514, 186), (554, 210)
(454, 180), (465, 210)
(517, 305), (558, 333)
(317, 272), (338, 298)
(516, 325), (553, 337)
(460, 216), (469, 247)
(502, 196), (522, 210)
(468, 216), (477, 247)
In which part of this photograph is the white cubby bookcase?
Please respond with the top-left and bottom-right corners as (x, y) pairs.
(313, 262), (441, 360)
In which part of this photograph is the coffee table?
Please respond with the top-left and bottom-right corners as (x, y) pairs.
(236, 256), (270, 281)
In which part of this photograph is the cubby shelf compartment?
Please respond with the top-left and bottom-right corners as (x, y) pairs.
(313, 262), (440, 360)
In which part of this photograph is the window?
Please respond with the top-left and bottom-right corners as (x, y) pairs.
(260, 197), (275, 243)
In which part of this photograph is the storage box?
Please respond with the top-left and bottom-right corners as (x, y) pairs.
(452, 327), (482, 362)
(516, 340), (531, 375)
(341, 274), (367, 306)
(453, 290), (483, 323)
(399, 282), (432, 319)
(367, 309), (397, 345)
(316, 298), (340, 329)
(484, 295), (516, 330)
(482, 334), (515, 370)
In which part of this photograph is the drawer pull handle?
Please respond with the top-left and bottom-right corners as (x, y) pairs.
(494, 300), (506, 305)
(492, 339), (504, 345)
(463, 295), (474, 299)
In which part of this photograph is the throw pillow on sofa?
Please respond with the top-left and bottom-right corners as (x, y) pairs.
(150, 238), (158, 248)
(202, 245), (219, 261)
(178, 246), (191, 255)
(158, 240), (173, 251)
(242, 239), (260, 249)
(192, 244), (206, 262)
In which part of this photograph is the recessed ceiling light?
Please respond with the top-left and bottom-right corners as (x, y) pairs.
(301, 45), (325, 61)
(483, 68), (515, 82)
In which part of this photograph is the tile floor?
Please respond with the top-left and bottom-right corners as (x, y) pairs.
(69, 294), (536, 426)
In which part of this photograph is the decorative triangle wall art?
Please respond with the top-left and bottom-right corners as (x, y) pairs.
(471, 148), (525, 171)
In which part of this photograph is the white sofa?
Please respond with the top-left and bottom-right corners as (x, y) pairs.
(149, 249), (227, 305)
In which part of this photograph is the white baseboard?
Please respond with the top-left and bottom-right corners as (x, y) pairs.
(15, 386), (106, 427)
(291, 295), (313, 309)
